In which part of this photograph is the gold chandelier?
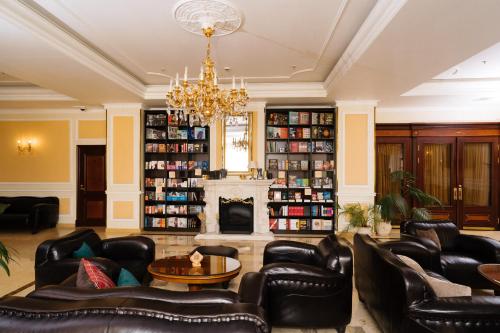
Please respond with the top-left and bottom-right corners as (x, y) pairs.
(230, 115), (249, 151)
(166, 26), (249, 126)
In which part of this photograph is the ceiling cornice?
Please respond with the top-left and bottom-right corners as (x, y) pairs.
(0, 0), (145, 97)
(144, 82), (327, 100)
(324, 0), (408, 92)
(0, 86), (76, 101)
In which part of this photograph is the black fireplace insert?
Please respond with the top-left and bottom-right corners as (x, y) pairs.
(219, 197), (253, 234)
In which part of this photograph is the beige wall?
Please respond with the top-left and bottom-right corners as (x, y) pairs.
(112, 116), (134, 184)
(78, 120), (106, 139)
(345, 114), (368, 185)
(113, 201), (134, 219)
(59, 197), (71, 215)
(0, 120), (70, 182)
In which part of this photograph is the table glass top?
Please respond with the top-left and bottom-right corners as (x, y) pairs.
(149, 255), (241, 277)
(478, 264), (500, 285)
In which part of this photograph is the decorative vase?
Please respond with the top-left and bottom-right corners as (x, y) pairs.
(190, 251), (203, 267)
(376, 221), (392, 236)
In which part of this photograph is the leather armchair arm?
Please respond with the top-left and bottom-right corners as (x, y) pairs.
(30, 203), (59, 233)
(381, 240), (438, 271)
(260, 262), (346, 295)
(457, 234), (500, 263)
(238, 272), (267, 308)
(28, 285), (239, 304)
(101, 236), (155, 262)
(263, 240), (322, 266)
(408, 296), (500, 332)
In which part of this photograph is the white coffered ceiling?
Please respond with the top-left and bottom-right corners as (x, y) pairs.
(0, 0), (499, 114)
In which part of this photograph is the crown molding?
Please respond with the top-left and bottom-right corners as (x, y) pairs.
(0, 86), (76, 101)
(335, 100), (378, 107)
(324, 0), (408, 91)
(103, 103), (144, 110)
(0, 0), (145, 97)
(144, 82), (327, 100)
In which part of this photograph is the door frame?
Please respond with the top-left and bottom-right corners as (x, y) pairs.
(76, 145), (107, 227)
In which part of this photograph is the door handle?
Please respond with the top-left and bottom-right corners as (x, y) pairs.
(453, 187), (457, 200)
(458, 185), (463, 201)
(79, 185), (85, 191)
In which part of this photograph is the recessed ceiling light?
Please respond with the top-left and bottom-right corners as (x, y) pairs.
(224, 67), (231, 71)
(291, 65), (297, 69)
(481, 60), (488, 65)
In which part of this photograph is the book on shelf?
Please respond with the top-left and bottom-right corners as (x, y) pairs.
(313, 160), (334, 170)
(146, 128), (167, 140)
(166, 191), (188, 201)
(145, 217), (166, 228)
(299, 112), (309, 125)
(298, 142), (310, 152)
(278, 218), (288, 230)
(266, 127), (288, 139)
(188, 205), (203, 214)
(145, 160), (166, 170)
(289, 112), (299, 125)
(312, 126), (333, 139)
(166, 205), (187, 214)
(144, 191), (165, 201)
(188, 178), (203, 187)
(146, 113), (167, 126)
(311, 112), (334, 125)
(312, 219), (333, 231)
(145, 204), (165, 214)
(145, 178), (165, 187)
(267, 113), (288, 126)
(266, 141), (288, 153)
(269, 218), (278, 230)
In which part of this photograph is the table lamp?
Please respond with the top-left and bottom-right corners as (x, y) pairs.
(248, 161), (257, 179)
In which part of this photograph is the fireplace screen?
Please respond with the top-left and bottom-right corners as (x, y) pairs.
(219, 197), (254, 234)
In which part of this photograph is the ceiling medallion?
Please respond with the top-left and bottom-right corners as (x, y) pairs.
(167, 0), (248, 126)
(173, 0), (242, 36)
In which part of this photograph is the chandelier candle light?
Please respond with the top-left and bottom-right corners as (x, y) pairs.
(166, 26), (249, 126)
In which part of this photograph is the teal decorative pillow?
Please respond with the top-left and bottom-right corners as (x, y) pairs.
(0, 203), (10, 215)
(73, 242), (95, 259)
(117, 268), (141, 287)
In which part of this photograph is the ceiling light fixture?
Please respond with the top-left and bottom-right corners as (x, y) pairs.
(167, 0), (248, 126)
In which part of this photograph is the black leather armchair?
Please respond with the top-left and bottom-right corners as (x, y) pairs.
(0, 196), (59, 233)
(401, 220), (500, 289)
(260, 234), (352, 332)
(35, 228), (155, 288)
(0, 273), (269, 333)
(354, 233), (500, 333)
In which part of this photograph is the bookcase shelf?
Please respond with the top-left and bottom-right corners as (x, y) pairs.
(265, 106), (337, 235)
(143, 109), (210, 232)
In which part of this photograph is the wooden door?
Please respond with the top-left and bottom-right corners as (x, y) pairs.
(77, 145), (106, 226)
(415, 137), (458, 223)
(457, 137), (499, 229)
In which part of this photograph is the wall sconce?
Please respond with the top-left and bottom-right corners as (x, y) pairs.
(17, 139), (32, 153)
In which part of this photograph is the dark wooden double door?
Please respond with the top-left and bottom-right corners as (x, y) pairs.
(376, 126), (499, 229)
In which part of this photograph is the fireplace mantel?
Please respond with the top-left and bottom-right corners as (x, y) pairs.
(195, 179), (274, 240)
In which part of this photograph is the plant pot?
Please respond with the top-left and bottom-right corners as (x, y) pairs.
(354, 227), (372, 235)
(375, 221), (392, 236)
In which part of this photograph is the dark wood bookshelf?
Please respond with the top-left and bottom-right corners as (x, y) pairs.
(143, 109), (210, 232)
(265, 106), (337, 235)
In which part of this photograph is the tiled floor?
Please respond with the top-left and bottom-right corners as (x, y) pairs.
(1, 226), (499, 332)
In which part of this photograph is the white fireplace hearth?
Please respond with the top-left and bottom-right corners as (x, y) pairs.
(195, 179), (275, 241)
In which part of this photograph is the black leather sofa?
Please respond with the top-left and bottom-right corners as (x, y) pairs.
(0, 273), (269, 333)
(260, 234), (352, 332)
(35, 228), (155, 288)
(401, 220), (500, 290)
(0, 196), (59, 233)
(354, 233), (500, 333)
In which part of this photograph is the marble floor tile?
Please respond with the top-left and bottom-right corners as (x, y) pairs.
(1, 226), (499, 333)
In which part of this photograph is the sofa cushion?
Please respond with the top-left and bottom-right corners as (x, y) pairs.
(416, 228), (442, 251)
(0, 203), (10, 215)
(117, 268), (141, 287)
(76, 259), (115, 289)
(73, 242), (95, 259)
(398, 255), (471, 297)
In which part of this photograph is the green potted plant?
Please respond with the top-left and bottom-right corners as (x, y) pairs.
(0, 241), (12, 276)
(340, 203), (372, 234)
(378, 171), (441, 229)
(370, 204), (392, 236)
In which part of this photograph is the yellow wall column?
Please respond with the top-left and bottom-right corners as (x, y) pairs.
(105, 104), (142, 230)
(336, 101), (377, 231)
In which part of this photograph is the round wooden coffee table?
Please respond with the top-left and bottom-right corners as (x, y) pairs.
(148, 255), (241, 291)
(478, 264), (500, 295)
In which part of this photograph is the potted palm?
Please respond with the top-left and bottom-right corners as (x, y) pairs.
(0, 241), (12, 276)
(370, 205), (392, 236)
(377, 171), (441, 228)
(340, 203), (372, 234)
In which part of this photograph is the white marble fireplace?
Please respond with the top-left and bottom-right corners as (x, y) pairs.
(195, 179), (275, 240)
